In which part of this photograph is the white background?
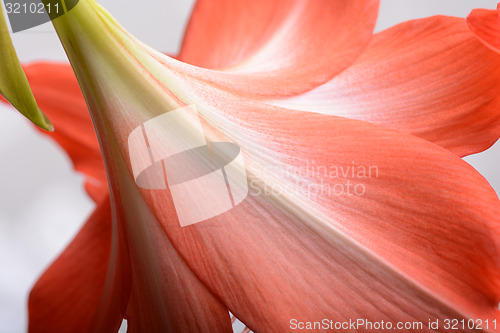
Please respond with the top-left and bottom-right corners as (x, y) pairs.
(0, 1), (499, 332)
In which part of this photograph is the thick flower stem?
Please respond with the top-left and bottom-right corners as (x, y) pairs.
(44, 0), (184, 128)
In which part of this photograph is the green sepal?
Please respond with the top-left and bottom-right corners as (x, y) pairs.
(0, 2), (53, 131)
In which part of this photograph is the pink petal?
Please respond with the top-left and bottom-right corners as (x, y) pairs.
(177, 0), (379, 97)
(271, 16), (500, 157)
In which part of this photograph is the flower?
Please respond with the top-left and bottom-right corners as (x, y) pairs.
(2, 1), (500, 332)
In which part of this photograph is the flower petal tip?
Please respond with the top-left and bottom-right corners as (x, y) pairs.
(38, 111), (54, 132)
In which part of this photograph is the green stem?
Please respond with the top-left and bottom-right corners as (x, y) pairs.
(0, 1), (53, 131)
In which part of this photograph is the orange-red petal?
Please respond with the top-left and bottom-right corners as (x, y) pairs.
(20, 62), (107, 201)
(272, 16), (500, 157)
(467, 4), (500, 53)
(28, 196), (123, 333)
(103, 139), (234, 332)
(177, 0), (379, 97)
(38, 2), (500, 330)
(132, 102), (500, 332)
(120, 184), (233, 333)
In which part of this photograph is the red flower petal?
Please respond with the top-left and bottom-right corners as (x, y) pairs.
(271, 16), (500, 157)
(467, 4), (500, 53)
(105, 99), (500, 331)
(28, 196), (124, 333)
(28, 2), (500, 329)
(116, 174), (233, 332)
(177, 0), (379, 97)
(21, 62), (107, 202)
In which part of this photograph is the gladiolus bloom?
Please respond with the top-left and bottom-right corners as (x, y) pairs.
(2, 1), (500, 332)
